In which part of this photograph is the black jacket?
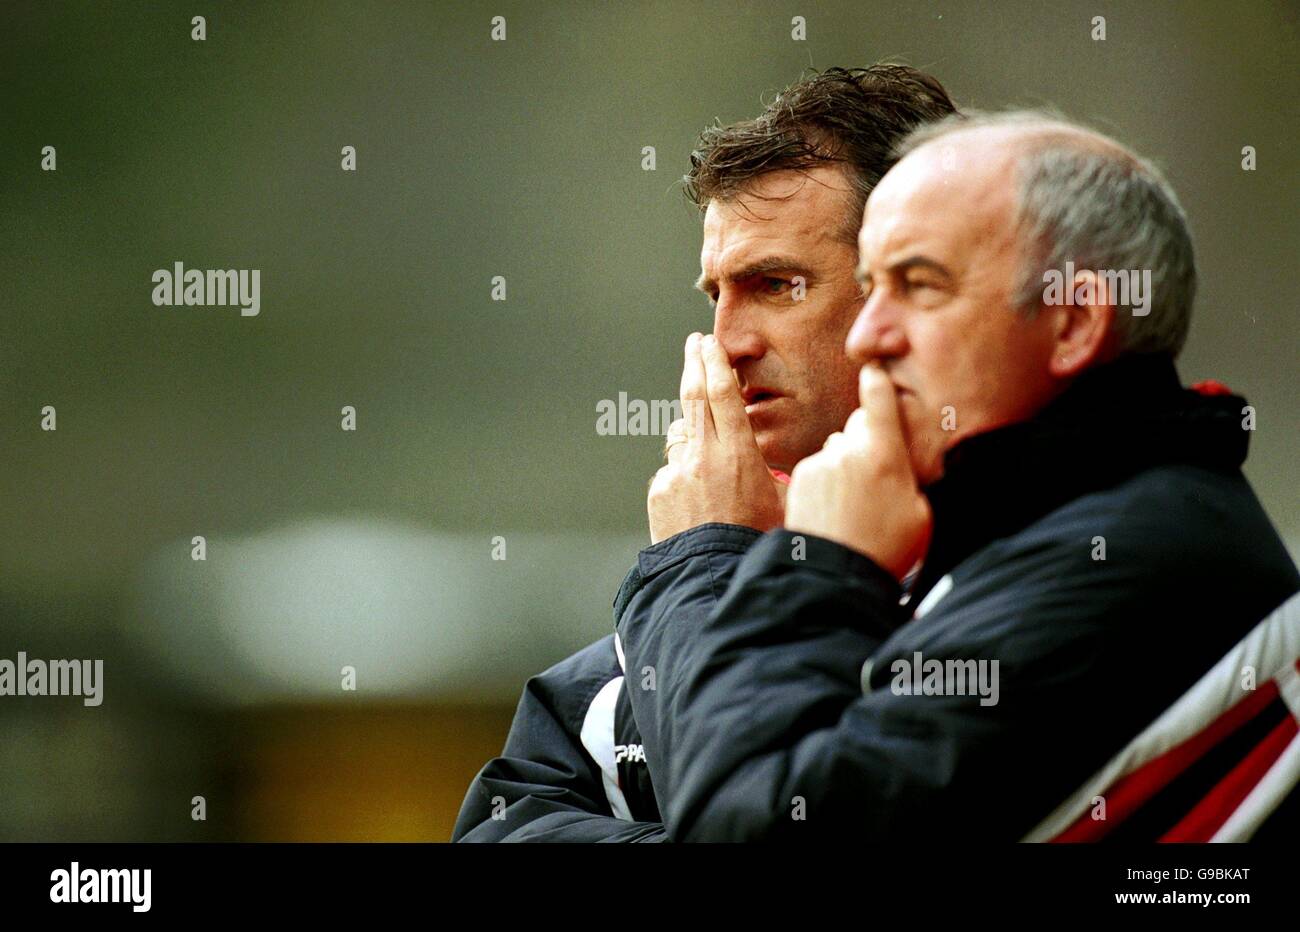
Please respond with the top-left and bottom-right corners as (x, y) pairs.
(454, 354), (1297, 841)
(615, 353), (1298, 840)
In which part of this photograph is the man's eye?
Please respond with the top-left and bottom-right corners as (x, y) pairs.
(761, 277), (789, 294)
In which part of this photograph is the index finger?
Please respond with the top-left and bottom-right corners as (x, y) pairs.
(700, 334), (751, 440)
(854, 364), (911, 467)
(679, 332), (711, 441)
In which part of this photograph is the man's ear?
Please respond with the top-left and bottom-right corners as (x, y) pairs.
(1047, 269), (1119, 378)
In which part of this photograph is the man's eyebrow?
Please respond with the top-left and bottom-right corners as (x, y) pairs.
(694, 256), (811, 292)
(856, 254), (952, 284)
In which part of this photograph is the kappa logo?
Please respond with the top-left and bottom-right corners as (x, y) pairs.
(614, 743), (646, 764)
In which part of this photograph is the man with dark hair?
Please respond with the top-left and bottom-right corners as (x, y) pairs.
(679, 65), (958, 478)
(685, 65), (957, 243)
(453, 65), (958, 842)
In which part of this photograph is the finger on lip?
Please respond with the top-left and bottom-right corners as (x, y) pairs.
(859, 363), (891, 395)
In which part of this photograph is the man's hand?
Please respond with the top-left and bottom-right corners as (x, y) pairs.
(784, 363), (932, 580)
(647, 333), (786, 543)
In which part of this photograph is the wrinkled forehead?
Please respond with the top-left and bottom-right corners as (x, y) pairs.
(858, 140), (1019, 264)
(702, 167), (855, 261)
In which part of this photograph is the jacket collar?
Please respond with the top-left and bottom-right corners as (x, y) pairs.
(909, 353), (1250, 606)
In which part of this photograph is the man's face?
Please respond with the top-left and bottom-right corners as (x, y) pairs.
(697, 166), (866, 473)
(847, 135), (1062, 486)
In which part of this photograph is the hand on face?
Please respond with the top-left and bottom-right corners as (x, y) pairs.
(647, 333), (788, 543)
(784, 363), (932, 580)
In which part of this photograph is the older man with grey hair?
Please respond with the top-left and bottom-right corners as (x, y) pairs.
(614, 111), (1300, 841)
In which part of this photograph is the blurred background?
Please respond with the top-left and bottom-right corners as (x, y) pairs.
(0, 1), (1295, 840)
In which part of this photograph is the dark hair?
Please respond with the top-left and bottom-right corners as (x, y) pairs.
(684, 65), (959, 241)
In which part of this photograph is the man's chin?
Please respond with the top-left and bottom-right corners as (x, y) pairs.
(908, 433), (947, 488)
(754, 429), (818, 476)
(752, 433), (794, 475)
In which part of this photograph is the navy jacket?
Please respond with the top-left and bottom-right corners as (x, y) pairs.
(454, 354), (1297, 841)
(452, 632), (664, 841)
(617, 353), (1298, 840)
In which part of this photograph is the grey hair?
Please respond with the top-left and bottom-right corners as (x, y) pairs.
(893, 110), (1196, 357)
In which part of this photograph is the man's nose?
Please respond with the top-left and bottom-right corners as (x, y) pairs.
(713, 292), (766, 367)
(846, 291), (908, 364)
